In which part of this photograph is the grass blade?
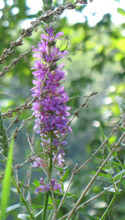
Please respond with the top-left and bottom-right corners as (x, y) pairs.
(0, 138), (14, 220)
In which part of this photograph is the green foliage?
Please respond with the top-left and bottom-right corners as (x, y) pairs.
(43, 0), (53, 11)
(0, 138), (14, 220)
(61, 168), (70, 182)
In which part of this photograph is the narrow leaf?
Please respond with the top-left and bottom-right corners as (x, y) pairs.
(6, 203), (21, 213)
(18, 214), (31, 219)
(0, 138), (14, 220)
(100, 124), (106, 141)
(61, 168), (69, 182)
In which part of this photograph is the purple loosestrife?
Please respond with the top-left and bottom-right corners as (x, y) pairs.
(31, 27), (71, 195)
(31, 27), (71, 149)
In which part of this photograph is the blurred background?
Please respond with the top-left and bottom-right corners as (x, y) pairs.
(0, 0), (125, 219)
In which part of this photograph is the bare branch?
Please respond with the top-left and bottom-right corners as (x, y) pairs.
(68, 92), (98, 126)
(74, 115), (125, 174)
(0, 152), (43, 180)
(0, 49), (31, 77)
(66, 132), (125, 219)
(59, 175), (125, 220)
(2, 97), (35, 118)
(0, 1), (88, 66)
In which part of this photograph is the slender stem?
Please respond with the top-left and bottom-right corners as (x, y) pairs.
(49, 132), (53, 174)
(48, 174), (57, 220)
(12, 176), (34, 220)
(52, 164), (78, 220)
(48, 210), (54, 220)
(100, 172), (123, 220)
(42, 192), (49, 220)
(42, 132), (54, 220)
(48, 132), (57, 219)
(100, 194), (117, 220)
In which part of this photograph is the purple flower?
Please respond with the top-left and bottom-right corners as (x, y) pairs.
(31, 27), (71, 148)
(32, 158), (47, 168)
(51, 179), (62, 193)
(53, 149), (65, 167)
(35, 178), (62, 194)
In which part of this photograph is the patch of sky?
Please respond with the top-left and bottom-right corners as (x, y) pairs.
(20, 0), (124, 29)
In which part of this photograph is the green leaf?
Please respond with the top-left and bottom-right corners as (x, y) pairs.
(0, 138), (14, 220)
(29, 204), (43, 209)
(48, 196), (53, 205)
(61, 168), (69, 182)
(112, 151), (117, 157)
(33, 178), (40, 187)
(104, 186), (122, 193)
(77, 210), (97, 220)
(100, 124), (106, 141)
(18, 209), (43, 219)
(104, 168), (114, 175)
(65, 192), (77, 199)
(92, 171), (110, 180)
(108, 135), (117, 144)
(117, 8), (125, 16)
(18, 214), (31, 219)
(6, 203), (21, 213)
(113, 169), (125, 181)
(34, 209), (43, 217)
(120, 127), (125, 132)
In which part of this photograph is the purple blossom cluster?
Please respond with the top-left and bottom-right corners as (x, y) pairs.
(35, 178), (62, 194)
(31, 27), (71, 148)
(31, 27), (71, 195)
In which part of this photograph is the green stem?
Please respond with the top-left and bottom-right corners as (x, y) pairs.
(12, 176), (34, 220)
(42, 192), (49, 220)
(100, 193), (117, 220)
(42, 131), (54, 220)
(100, 173), (123, 220)
(48, 210), (54, 220)
(49, 131), (53, 174)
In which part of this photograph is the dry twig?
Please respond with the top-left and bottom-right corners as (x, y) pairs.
(59, 175), (125, 220)
(65, 132), (125, 219)
(0, 1), (87, 66)
(0, 49), (32, 77)
(2, 97), (36, 118)
(74, 115), (125, 174)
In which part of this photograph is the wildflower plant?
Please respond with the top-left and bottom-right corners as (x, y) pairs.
(31, 26), (71, 219)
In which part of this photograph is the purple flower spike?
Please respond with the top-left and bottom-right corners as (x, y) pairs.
(31, 27), (71, 149)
